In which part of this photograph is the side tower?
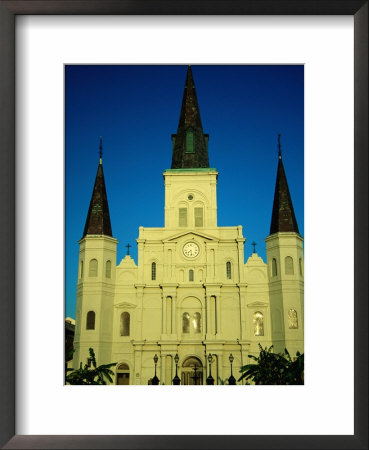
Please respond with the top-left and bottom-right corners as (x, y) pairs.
(265, 137), (304, 355)
(73, 139), (118, 368)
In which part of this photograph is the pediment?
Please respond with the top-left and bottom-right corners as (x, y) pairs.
(115, 301), (137, 309)
(163, 230), (218, 243)
(246, 301), (269, 309)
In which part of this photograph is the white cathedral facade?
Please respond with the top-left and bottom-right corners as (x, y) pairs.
(72, 67), (304, 385)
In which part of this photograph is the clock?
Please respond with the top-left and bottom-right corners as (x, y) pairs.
(183, 242), (200, 258)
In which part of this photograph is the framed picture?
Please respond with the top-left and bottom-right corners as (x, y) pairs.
(0, 1), (367, 449)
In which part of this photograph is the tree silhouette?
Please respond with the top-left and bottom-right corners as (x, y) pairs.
(238, 344), (304, 385)
(66, 348), (117, 385)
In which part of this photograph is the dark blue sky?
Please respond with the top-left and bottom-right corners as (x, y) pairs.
(65, 65), (304, 319)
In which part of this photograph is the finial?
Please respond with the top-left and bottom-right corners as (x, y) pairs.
(278, 134), (282, 159)
(251, 241), (257, 254)
(125, 243), (131, 256)
(99, 136), (103, 163)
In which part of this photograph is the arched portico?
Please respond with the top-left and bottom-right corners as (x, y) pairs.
(181, 356), (203, 385)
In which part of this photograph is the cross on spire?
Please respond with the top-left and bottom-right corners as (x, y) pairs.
(125, 243), (131, 255)
(278, 134), (282, 159)
(99, 136), (103, 163)
(251, 241), (257, 253)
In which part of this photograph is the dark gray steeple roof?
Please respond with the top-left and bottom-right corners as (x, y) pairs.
(269, 137), (299, 235)
(171, 66), (210, 169)
(82, 139), (113, 238)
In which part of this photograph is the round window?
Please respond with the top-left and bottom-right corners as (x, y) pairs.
(188, 194), (194, 201)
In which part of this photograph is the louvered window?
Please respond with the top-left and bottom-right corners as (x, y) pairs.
(185, 131), (194, 153)
(105, 260), (111, 278)
(194, 207), (203, 227)
(89, 259), (98, 277)
(226, 261), (232, 279)
(151, 262), (156, 280)
(179, 208), (187, 227)
(272, 258), (278, 277)
(285, 256), (294, 275)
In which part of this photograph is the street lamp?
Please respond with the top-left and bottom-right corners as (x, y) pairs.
(206, 353), (214, 385)
(172, 353), (180, 385)
(152, 354), (160, 385)
(228, 353), (236, 385)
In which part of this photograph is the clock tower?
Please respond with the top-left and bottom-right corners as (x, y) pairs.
(163, 66), (218, 231)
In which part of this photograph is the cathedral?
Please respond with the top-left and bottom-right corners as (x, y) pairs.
(72, 66), (304, 385)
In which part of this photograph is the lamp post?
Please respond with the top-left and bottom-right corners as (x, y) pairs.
(152, 354), (159, 385)
(228, 353), (236, 385)
(172, 353), (180, 385)
(206, 353), (214, 385)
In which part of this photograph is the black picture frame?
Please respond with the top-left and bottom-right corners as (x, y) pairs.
(0, 1), (367, 449)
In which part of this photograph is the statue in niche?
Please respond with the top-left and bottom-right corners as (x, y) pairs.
(253, 311), (264, 336)
(288, 309), (298, 329)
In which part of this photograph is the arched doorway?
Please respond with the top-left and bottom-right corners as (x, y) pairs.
(116, 363), (130, 385)
(181, 356), (203, 385)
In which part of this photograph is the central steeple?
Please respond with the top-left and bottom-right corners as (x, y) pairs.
(171, 66), (210, 169)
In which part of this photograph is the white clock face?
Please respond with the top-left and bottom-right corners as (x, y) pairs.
(183, 242), (200, 258)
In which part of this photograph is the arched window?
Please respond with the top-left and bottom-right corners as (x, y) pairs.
(105, 260), (111, 278)
(120, 312), (130, 336)
(86, 311), (95, 330)
(80, 260), (83, 279)
(272, 258), (278, 277)
(182, 312), (190, 333)
(194, 207), (203, 227)
(189, 269), (194, 282)
(253, 311), (264, 336)
(226, 261), (232, 279)
(151, 262), (156, 280)
(288, 309), (298, 329)
(285, 256), (294, 275)
(89, 258), (98, 277)
(193, 312), (201, 333)
(116, 363), (130, 385)
(179, 207), (187, 227)
(299, 258), (303, 276)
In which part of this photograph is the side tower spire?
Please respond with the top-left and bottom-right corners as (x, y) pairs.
(74, 138), (117, 370)
(270, 135), (299, 235)
(83, 138), (113, 237)
(171, 66), (210, 169)
(265, 135), (304, 356)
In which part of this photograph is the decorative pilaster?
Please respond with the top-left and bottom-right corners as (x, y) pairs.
(237, 283), (248, 340)
(171, 296), (177, 334)
(162, 297), (167, 335)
